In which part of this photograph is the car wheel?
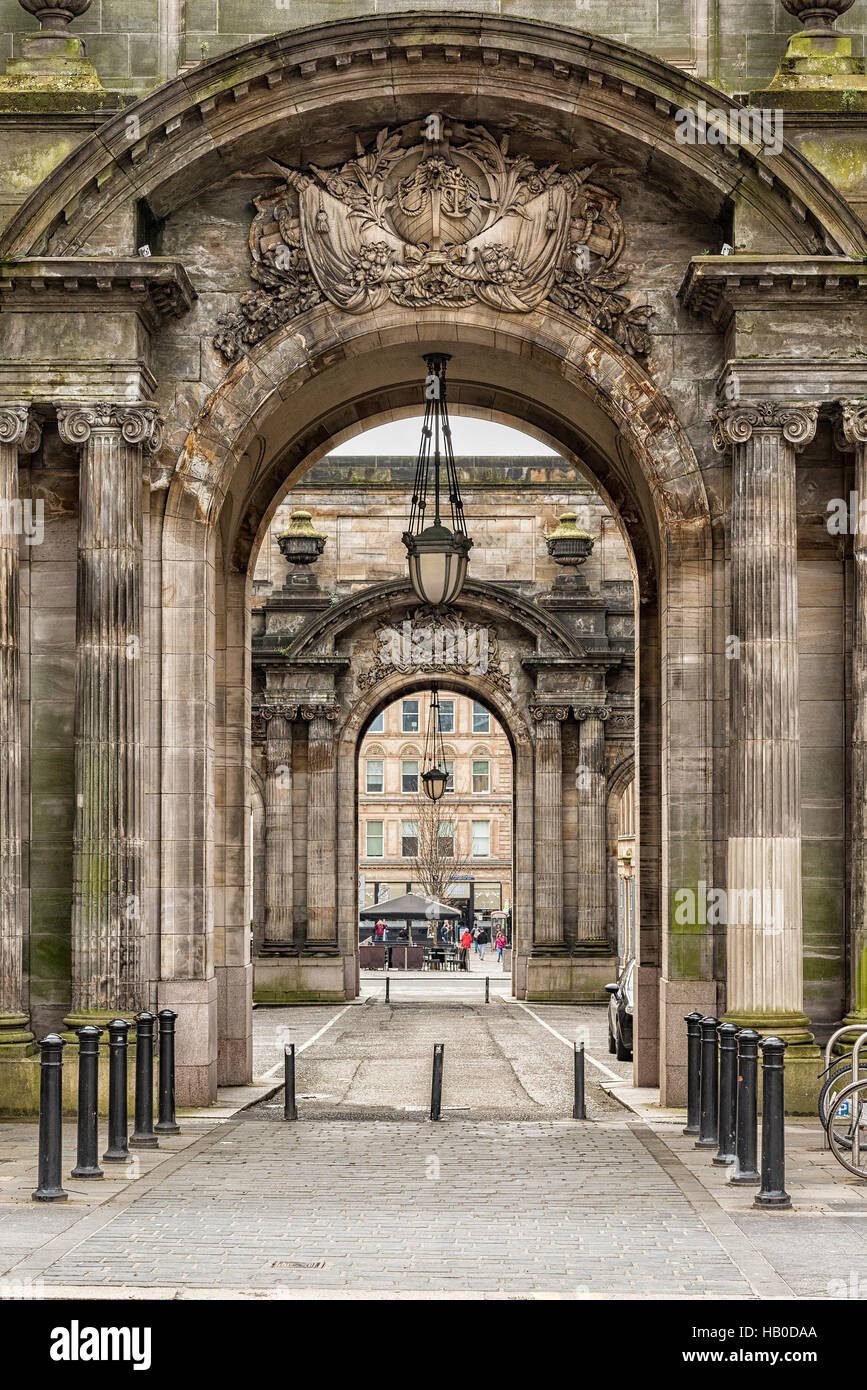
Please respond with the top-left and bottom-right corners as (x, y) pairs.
(608, 1025), (616, 1054)
(615, 1023), (631, 1061)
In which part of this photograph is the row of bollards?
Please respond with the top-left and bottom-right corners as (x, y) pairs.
(32, 1010), (180, 1203)
(683, 1011), (790, 1210)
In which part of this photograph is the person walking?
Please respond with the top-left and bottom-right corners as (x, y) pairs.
(476, 924), (489, 961)
(459, 927), (472, 972)
(495, 929), (507, 963)
(374, 919), (386, 945)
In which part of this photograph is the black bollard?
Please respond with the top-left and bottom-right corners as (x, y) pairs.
(754, 1036), (792, 1210)
(485, 975), (490, 1005)
(32, 1034), (68, 1202)
(573, 1041), (586, 1119)
(130, 1011), (159, 1149)
(385, 974), (390, 1003)
(430, 1042), (444, 1121)
(695, 1016), (719, 1148)
(102, 1018), (131, 1163)
(730, 1028), (761, 1186)
(155, 1008), (180, 1135)
(71, 1025), (103, 1179)
(683, 1012), (703, 1136)
(713, 1022), (739, 1166)
(283, 1043), (297, 1121)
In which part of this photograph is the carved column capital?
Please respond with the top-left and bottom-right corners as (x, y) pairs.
(57, 401), (165, 453)
(839, 400), (867, 450)
(529, 704), (570, 723)
(575, 705), (610, 722)
(300, 703), (340, 722)
(260, 703), (298, 724)
(711, 402), (818, 452)
(0, 404), (41, 454)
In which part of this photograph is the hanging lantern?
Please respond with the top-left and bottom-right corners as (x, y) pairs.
(421, 685), (449, 803)
(402, 353), (472, 607)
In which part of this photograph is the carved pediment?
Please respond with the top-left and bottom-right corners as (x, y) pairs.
(214, 119), (652, 361)
(356, 607), (511, 696)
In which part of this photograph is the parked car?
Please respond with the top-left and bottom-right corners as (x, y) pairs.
(605, 959), (635, 1060)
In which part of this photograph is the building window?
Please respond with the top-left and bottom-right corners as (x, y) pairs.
(402, 699), (419, 733)
(474, 882), (501, 910)
(368, 711), (384, 734)
(366, 759), (384, 794)
(472, 701), (490, 734)
(438, 821), (454, 857)
(401, 820), (418, 857)
(471, 820), (490, 857)
(472, 759), (490, 794)
(401, 759), (419, 793)
(366, 821), (384, 857)
(438, 698), (454, 733)
(444, 760), (454, 793)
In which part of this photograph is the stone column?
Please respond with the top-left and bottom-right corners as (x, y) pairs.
(841, 401), (867, 1025)
(0, 405), (41, 1048)
(530, 705), (569, 949)
(712, 402), (817, 1049)
(301, 703), (340, 947)
(58, 403), (163, 1024)
(262, 705), (295, 948)
(575, 705), (610, 952)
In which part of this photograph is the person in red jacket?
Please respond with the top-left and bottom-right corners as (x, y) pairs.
(459, 927), (472, 972)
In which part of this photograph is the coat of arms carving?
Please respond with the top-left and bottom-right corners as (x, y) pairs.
(214, 118), (652, 361)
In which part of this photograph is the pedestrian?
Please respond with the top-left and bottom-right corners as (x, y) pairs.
(495, 929), (507, 963)
(459, 927), (472, 971)
(476, 924), (489, 960)
(472, 923), (481, 955)
(374, 919), (386, 948)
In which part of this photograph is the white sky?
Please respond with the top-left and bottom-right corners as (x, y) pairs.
(329, 417), (558, 457)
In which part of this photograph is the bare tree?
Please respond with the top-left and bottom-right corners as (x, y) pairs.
(408, 795), (471, 944)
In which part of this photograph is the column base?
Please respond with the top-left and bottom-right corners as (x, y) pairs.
(0, 1012), (35, 1054)
(724, 1012), (821, 1114)
(63, 1010), (137, 1033)
(525, 952), (618, 1002)
(0, 1045), (148, 1116)
(572, 939), (614, 957)
(254, 952), (351, 1004)
(258, 942), (299, 957)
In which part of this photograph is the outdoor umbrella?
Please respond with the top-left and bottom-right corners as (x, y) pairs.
(359, 892), (460, 948)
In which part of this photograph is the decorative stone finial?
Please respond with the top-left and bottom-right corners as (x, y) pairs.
(18, 1), (94, 31)
(1, 0), (104, 96)
(780, 0), (854, 30)
(276, 510), (327, 567)
(545, 512), (594, 569)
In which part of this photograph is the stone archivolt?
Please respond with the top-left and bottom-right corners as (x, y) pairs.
(214, 121), (653, 362)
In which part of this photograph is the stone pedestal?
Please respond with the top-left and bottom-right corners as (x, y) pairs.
(57, 404), (162, 1030)
(713, 402), (822, 1112)
(301, 704), (340, 950)
(575, 705), (610, 954)
(262, 705), (295, 949)
(0, 406), (40, 1053)
(530, 705), (568, 951)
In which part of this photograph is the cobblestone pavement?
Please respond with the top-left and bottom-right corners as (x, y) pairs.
(0, 998), (864, 1298)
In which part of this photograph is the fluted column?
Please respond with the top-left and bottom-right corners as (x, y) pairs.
(841, 401), (867, 1024)
(0, 405), (41, 1047)
(575, 705), (610, 952)
(712, 402), (817, 1038)
(58, 402), (163, 1022)
(262, 705), (295, 947)
(530, 705), (569, 949)
(302, 703), (339, 947)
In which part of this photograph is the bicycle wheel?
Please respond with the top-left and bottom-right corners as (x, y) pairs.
(826, 1079), (867, 1179)
(819, 1058), (855, 1145)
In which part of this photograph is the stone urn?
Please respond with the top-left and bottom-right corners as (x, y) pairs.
(545, 512), (594, 572)
(780, 0), (854, 28)
(18, 0), (94, 29)
(276, 509), (327, 588)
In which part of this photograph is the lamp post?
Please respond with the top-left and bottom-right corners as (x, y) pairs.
(402, 354), (472, 607)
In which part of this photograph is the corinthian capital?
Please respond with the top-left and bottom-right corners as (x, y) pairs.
(57, 402), (165, 453)
(840, 400), (867, 449)
(0, 404), (41, 454)
(711, 402), (818, 453)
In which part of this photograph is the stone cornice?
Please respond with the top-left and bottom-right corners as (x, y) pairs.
(679, 254), (867, 328)
(0, 403), (41, 453)
(0, 258), (197, 331)
(711, 402), (819, 451)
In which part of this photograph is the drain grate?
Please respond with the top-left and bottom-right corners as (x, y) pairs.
(269, 1260), (326, 1270)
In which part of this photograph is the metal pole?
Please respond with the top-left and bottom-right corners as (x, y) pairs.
(155, 1008), (180, 1135)
(130, 1010), (159, 1149)
(430, 1042), (444, 1120)
(71, 1025), (103, 1179)
(731, 1028), (761, 1185)
(485, 974), (490, 1004)
(102, 1018), (131, 1163)
(385, 974), (390, 1003)
(695, 1015), (719, 1149)
(32, 1034), (68, 1202)
(713, 1022), (739, 1166)
(283, 1043), (297, 1121)
(754, 1036), (792, 1210)
(683, 1011), (703, 1136)
(573, 1041), (586, 1119)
